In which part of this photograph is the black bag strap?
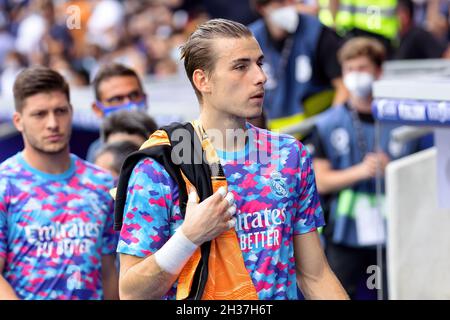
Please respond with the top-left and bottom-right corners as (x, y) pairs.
(113, 121), (212, 300)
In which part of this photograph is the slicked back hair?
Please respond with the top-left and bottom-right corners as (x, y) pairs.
(180, 18), (253, 102)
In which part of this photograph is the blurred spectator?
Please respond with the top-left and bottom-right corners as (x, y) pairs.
(396, 0), (447, 60)
(48, 54), (87, 86)
(424, 0), (449, 43)
(303, 37), (422, 299)
(318, 0), (398, 57)
(0, 0), (208, 81)
(100, 110), (157, 147)
(0, 50), (26, 98)
(63, 0), (94, 59)
(102, 39), (148, 79)
(93, 109), (157, 177)
(14, 3), (46, 60)
(40, 0), (74, 59)
(86, 63), (153, 162)
(0, 12), (15, 70)
(202, 0), (259, 25)
(94, 140), (140, 179)
(86, 0), (124, 53)
(248, 0), (347, 134)
(168, 31), (189, 74)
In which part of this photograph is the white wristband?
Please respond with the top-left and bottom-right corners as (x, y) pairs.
(154, 228), (198, 275)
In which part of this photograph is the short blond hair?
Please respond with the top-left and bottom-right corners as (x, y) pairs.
(338, 37), (386, 68)
(180, 18), (253, 102)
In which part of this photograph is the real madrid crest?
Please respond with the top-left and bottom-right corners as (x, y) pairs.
(270, 171), (288, 198)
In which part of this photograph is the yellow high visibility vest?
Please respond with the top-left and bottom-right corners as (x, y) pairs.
(267, 89), (335, 138)
(319, 0), (398, 40)
(318, 0), (335, 27)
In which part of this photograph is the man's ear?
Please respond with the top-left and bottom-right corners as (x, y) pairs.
(92, 102), (104, 118)
(12, 112), (23, 133)
(192, 69), (211, 96)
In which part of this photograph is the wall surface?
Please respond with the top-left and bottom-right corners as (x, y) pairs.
(386, 147), (450, 299)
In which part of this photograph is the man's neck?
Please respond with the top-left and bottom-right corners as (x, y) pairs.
(348, 95), (373, 114)
(199, 107), (248, 153)
(264, 22), (289, 52)
(22, 147), (71, 174)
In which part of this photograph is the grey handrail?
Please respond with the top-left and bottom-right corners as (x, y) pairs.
(390, 126), (434, 144)
(279, 115), (318, 137)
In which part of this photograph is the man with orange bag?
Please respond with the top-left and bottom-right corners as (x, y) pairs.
(114, 18), (348, 300)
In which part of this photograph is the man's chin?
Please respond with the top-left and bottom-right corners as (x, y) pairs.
(245, 108), (263, 120)
(36, 144), (69, 155)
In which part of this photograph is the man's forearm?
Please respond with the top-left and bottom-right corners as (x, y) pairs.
(0, 275), (20, 300)
(101, 255), (119, 300)
(331, 78), (349, 106)
(298, 266), (349, 300)
(316, 164), (364, 194)
(119, 254), (178, 300)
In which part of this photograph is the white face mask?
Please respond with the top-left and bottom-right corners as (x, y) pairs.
(269, 5), (299, 34)
(343, 72), (375, 98)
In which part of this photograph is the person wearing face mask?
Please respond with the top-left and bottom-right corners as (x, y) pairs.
(248, 0), (347, 134)
(303, 37), (422, 299)
(86, 63), (150, 162)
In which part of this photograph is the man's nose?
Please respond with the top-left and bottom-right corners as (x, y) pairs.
(46, 113), (59, 130)
(254, 65), (267, 86)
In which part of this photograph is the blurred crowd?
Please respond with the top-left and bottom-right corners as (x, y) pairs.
(0, 0), (211, 98)
(1, 0), (450, 98)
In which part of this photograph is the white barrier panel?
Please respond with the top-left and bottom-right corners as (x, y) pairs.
(386, 147), (450, 299)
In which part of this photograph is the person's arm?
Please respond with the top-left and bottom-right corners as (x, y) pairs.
(313, 151), (390, 194)
(0, 258), (20, 300)
(119, 252), (177, 300)
(101, 254), (119, 300)
(0, 182), (19, 300)
(331, 77), (349, 106)
(119, 188), (235, 300)
(313, 158), (367, 194)
(117, 158), (180, 300)
(292, 141), (347, 299)
(293, 141), (348, 299)
(117, 157), (236, 300)
(304, 126), (367, 194)
(294, 231), (349, 299)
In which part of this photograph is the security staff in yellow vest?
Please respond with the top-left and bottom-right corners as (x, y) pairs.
(249, 0), (348, 134)
(318, 0), (398, 55)
(318, 0), (339, 29)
